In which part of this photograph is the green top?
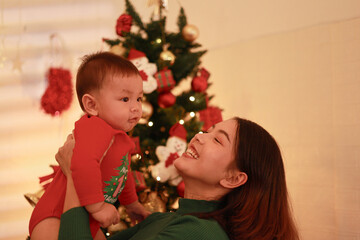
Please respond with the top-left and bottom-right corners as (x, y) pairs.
(59, 198), (229, 240)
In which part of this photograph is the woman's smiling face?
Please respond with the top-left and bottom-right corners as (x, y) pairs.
(174, 118), (238, 186)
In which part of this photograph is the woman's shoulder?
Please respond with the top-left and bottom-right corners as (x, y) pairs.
(167, 214), (229, 240)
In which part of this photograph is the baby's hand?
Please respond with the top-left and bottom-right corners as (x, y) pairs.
(89, 202), (120, 228)
(125, 200), (151, 225)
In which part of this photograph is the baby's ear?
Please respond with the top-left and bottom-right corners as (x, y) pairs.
(82, 94), (98, 116)
(219, 171), (247, 189)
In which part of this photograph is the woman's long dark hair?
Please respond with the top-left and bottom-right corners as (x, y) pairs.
(196, 117), (299, 240)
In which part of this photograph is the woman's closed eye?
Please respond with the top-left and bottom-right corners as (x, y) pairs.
(202, 131), (222, 145)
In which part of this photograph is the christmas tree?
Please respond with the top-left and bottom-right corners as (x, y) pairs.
(102, 0), (223, 223)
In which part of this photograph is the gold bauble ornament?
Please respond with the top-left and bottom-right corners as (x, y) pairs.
(24, 189), (45, 207)
(159, 50), (176, 66)
(110, 44), (126, 56)
(107, 221), (128, 235)
(182, 24), (199, 42)
(140, 191), (166, 213)
(139, 101), (153, 124)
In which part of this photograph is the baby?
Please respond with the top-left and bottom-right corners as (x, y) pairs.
(29, 52), (149, 240)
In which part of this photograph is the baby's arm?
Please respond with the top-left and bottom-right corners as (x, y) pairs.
(85, 202), (120, 228)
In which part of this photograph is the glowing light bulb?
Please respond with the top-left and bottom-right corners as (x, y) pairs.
(156, 176), (161, 181)
(190, 112), (195, 117)
(179, 119), (184, 125)
(189, 96), (195, 102)
(148, 121), (154, 127)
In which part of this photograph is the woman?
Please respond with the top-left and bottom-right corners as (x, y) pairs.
(56, 118), (299, 240)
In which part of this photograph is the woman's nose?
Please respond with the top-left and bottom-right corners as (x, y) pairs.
(194, 132), (205, 144)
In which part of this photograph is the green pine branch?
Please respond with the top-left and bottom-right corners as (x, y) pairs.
(102, 38), (121, 47)
(170, 50), (207, 81)
(176, 91), (207, 112)
(125, 0), (145, 31)
(177, 7), (187, 32)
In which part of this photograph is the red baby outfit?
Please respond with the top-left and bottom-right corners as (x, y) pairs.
(29, 115), (138, 237)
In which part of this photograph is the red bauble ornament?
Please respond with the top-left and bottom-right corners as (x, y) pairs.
(116, 14), (132, 36)
(177, 181), (185, 198)
(158, 92), (176, 108)
(41, 67), (73, 116)
(191, 76), (208, 92)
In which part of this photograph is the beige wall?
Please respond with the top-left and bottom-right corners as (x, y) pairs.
(205, 18), (360, 239)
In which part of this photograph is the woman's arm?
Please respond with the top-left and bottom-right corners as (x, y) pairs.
(55, 134), (82, 212)
(56, 134), (93, 240)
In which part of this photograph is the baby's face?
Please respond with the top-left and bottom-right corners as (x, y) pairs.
(95, 74), (143, 132)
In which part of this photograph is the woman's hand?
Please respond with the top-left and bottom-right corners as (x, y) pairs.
(125, 200), (151, 225)
(90, 202), (121, 228)
(55, 134), (75, 178)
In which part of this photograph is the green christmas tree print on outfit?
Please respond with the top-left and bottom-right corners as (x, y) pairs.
(103, 154), (129, 204)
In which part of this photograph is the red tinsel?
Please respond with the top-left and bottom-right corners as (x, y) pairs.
(158, 92), (176, 108)
(199, 106), (223, 131)
(41, 67), (73, 116)
(116, 14), (133, 36)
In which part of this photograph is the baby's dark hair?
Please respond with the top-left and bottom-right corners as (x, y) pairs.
(76, 52), (140, 111)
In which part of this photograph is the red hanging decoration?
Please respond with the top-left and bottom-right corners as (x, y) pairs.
(116, 14), (133, 36)
(191, 76), (208, 92)
(199, 106), (223, 131)
(191, 67), (210, 92)
(40, 67), (73, 116)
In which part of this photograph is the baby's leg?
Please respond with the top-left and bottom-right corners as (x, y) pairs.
(31, 217), (59, 240)
(94, 229), (106, 240)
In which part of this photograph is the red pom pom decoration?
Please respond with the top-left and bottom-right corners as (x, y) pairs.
(116, 14), (132, 36)
(158, 92), (176, 108)
(191, 76), (208, 92)
(41, 67), (73, 116)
